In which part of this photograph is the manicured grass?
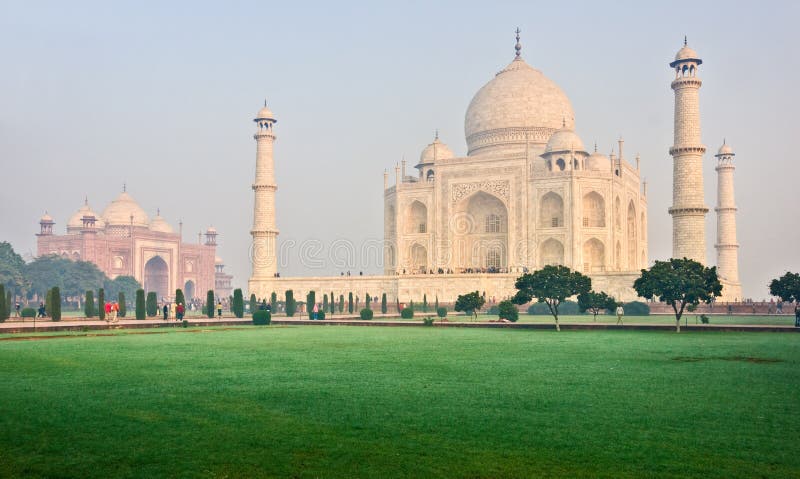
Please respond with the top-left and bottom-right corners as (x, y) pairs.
(0, 326), (798, 478)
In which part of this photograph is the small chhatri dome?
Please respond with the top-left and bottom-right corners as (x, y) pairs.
(255, 100), (276, 121)
(206, 225), (217, 234)
(149, 210), (174, 234)
(40, 211), (54, 223)
(418, 133), (454, 165)
(464, 30), (575, 155)
(587, 150), (611, 171)
(671, 37), (702, 66)
(215, 256), (224, 265)
(716, 140), (735, 157)
(102, 191), (150, 227)
(544, 124), (586, 154)
(67, 199), (104, 233)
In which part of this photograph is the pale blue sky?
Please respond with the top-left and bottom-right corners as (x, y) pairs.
(1, 1), (798, 299)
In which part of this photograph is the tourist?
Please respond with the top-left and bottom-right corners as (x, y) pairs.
(216, 301), (223, 317)
(176, 303), (184, 321)
(162, 304), (168, 320)
(14, 302), (21, 317)
(312, 303), (318, 320)
(111, 302), (118, 322)
(104, 301), (112, 321)
(616, 304), (624, 325)
(795, 306), (800, 327)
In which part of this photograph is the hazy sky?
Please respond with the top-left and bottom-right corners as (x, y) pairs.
(1, 1), (798, 299)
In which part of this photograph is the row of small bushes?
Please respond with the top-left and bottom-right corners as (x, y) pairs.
(525, 300), (650, 316)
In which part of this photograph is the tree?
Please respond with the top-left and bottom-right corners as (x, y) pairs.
(434, 296), (439, 312)
(232, 288), (244, 318)
(381, 293), (387, 314)
(0, 242), (27, 295)
(85, 290), (95, 318)
(285, 290), (296, 317)
(348, 292), (354, 314)
(249, 293), (257, 314)
(307, 291), (316, 320)
(511, 265), (591, 331)
(329, 291), (335, 314)
(365, 293), (371, 310)
(498, 300), (519, 322)
(45, 288), (52, 317)
(175, 288), (186, 307)
(0, 284), (6, 321)
(135, 289), (146, 320)
(422, 294), (428, 312)
(103, 276), (141, 304)
(270, 291), (277, 313)
(26, 255), (107, 300)
(633, 258), (722, 332)
(338, 294), (344, 313)
(396, 297), (401, 314)
(206, 290), (215, 318)
(98, 288), (105, 321)
(577, 290), (618, 321)
(323, 293), (329, 314)
(118, 292), (126, 318)
(50, 286), (61, 321)
(454, 291), (486, 320)
(146, 292), (158, 317)
(769, 272), (800, 312)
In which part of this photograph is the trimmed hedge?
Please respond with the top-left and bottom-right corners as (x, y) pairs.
(436, 307), (447, 318)
(359, 308), (373, 320)
(527, 302), (551, 315)
(50, 286), (61, 321)
(146, 292), (158, 317)
(253, 310), (271, 325)
(21, 307), (36, 318)
(232, 288), (244, 318)
(400, 307), (414, 319)
(623, 301), (650, 316)
(135, 289), (146, 320)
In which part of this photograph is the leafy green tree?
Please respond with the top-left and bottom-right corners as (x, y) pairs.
(396, 297), (401, 314)
(348, 292), (354, 314)
(498, 300), (519, 322)
(436, 306), (447, 318)
(85, 290), (95, 318)
(577, 290), (618, 321)
(769, 272), (800, 313)
(270, 291), (277, 312)
(285, 290), (296, 317)
(50, 286), (61, 321)
(511, 265), (592, 331)
(455, 291), (485, 320)
(249, 293), (257, 313)
(232, 288), (244, 318)
(0, 284), (6, 321)
(103, 276), (141, 304)
(422, 294), (428, 312)
(0, 242), (28, 295)
(146, 292), (158, 317)
(118, 292), (126, 317)
(381, 293), (387, 314)
(206, 290), (215, 318)
(175, 288), (186, 307)
(98, 288), (105, 321)
(135, 289), (145, 320)
(633, 258), (722, 332)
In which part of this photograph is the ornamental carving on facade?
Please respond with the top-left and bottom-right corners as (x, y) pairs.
(451, 180), (510, 204)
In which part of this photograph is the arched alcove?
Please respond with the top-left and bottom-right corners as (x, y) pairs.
(540, 192), (564, 228)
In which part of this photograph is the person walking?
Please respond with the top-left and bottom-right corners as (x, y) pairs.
(37, 302), (46, 318)
(616, 304), (624, 325)
(111, 302), (119, 322)
(216, 301), (223, 318)
(176, 303), (185, 321)
(795, 306), (800, 327)
(312, 303), (319, 320)
(104, 301), (112, 322)
(14, 302), (21, 318)
(162, 304), (168, 320)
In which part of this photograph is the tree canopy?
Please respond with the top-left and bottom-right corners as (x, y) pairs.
(454, 291), (485, 320)
(511, 265), (591, 331)
(0, 242), (27, 294)
(633, 258), (721, 332)
(25, 255), (107, 299)
(103, 276), (141, 303)
(768, 272), (800, 307)
(577, 290), (617, 321)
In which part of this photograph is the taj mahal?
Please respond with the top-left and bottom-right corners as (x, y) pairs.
(248, 34), (742, 304)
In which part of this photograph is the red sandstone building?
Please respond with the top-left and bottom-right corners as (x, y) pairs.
(36, 190), (230, 301)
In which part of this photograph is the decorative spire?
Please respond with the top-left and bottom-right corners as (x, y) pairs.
(84, 196), (88, 206)
(434, 129), (439, 140)
(264, 99), (267, 107)
(594, 142), (598, 153)
(123, 183), (126, 193)
(157, 208), (160, 216)
(684, 35), (688, 46)
(514, 28), (522, 59)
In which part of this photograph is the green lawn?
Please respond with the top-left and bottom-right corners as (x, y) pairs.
(0, 326), (798, 478)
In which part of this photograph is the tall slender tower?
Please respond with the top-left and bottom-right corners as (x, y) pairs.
(249, 102), (279, 282)
(668, 38), (708, 263)
(714, 141), (742, 301)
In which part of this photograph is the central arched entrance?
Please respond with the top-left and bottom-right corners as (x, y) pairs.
(184, 280), (195, 300)
(144, 255), (169, 300)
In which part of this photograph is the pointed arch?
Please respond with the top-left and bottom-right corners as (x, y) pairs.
(582, 191), (605, 227)
(582, 238), (605, 273)
(406, 201), (427, 234)
(540, 192), (564, 228)
(627, 200), (637, 269)
(453, 191), (508, 270)
(539, 238), (564, 266)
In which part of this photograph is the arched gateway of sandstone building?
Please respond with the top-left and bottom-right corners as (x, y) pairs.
(248, 37), (649, 304)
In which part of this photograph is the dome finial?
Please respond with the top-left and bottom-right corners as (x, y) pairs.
(594, 141), (598, 153)
(123, 183), (126, 193)
(514, 27), (522, 59)
(264, 98), (267, 107)
(84, 196), (88, 206)
(435, 128), (439, 140)
(157, 208), (160, 216)
(684, 35), (687, 46)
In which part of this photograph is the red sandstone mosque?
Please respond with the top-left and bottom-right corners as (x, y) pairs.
(36, 189), (232, 301)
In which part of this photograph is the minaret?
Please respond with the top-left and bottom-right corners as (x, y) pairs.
(668, 38), (708, 263)
(714, 141), (742, 301)
(250, 101), (279, 280)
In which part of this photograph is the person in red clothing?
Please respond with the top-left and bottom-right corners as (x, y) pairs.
(111, 302), (119, 322)
(104, 302), (112, 322)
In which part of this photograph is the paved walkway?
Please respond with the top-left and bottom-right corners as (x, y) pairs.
(1, 316), (797, 334)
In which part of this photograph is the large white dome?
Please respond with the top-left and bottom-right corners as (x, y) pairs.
(465, 57), (575, 156)
(102, 192), (150, 227)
